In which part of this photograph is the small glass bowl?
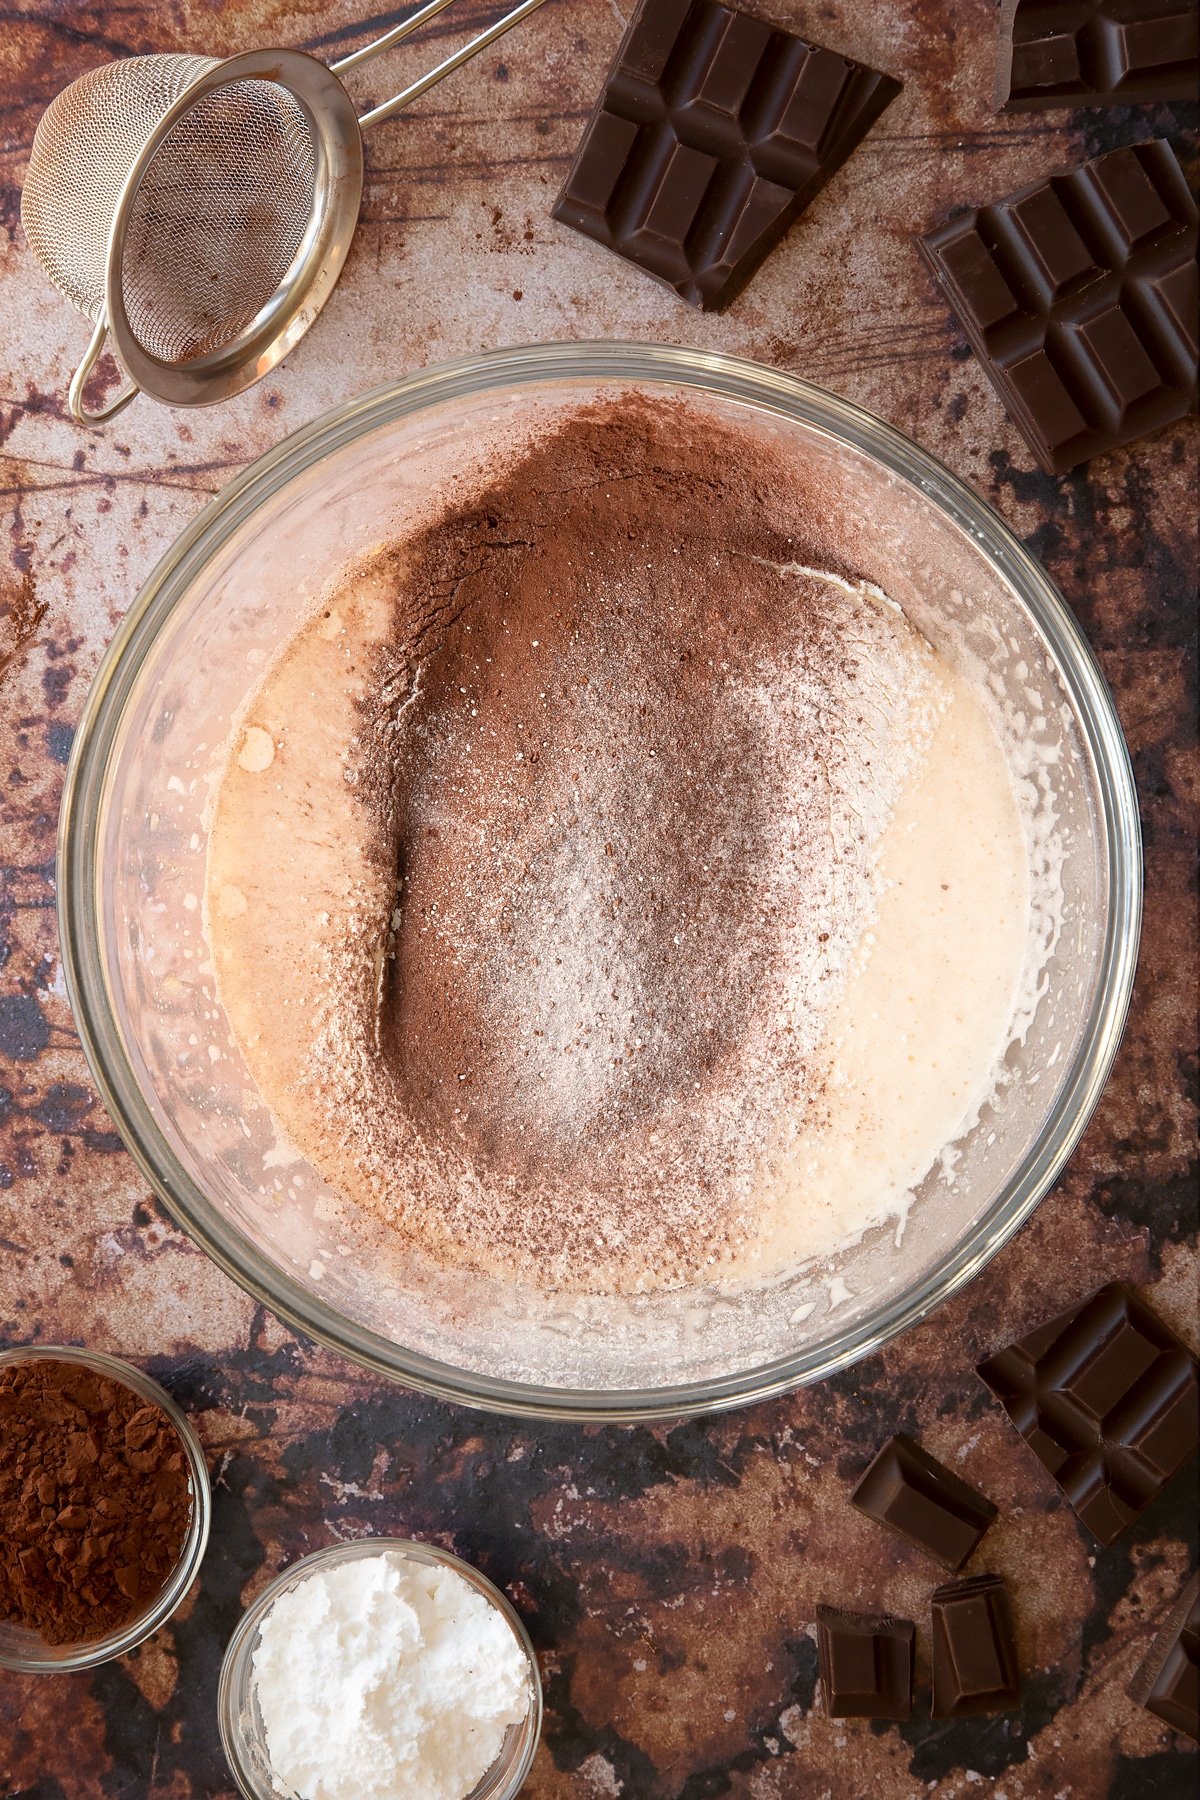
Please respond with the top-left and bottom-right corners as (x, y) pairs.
(218, 1538), (543, 1800)
(0, 1344), (212, 1672)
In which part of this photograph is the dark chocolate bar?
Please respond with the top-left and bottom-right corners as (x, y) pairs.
(931, 1574), (1021, 1718)
(920, 139), (1198, 475)
(978, 1282), (1200, 1545)
(997, 0), (1199, 110)
(1131, 1575), (1200, 1744)
(851, 1434), (998, 1571)
(817, 1604), (915, 1720)
(553, 0), (901, 310)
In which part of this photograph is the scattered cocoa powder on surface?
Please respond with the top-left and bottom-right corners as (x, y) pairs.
(0, 1357), (193, 1645)
(0, 568), (47, 688)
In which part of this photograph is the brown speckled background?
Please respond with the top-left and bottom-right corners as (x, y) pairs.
(1, 1), (1197, 1795)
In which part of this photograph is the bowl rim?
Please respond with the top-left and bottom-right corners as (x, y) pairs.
(0, 1344), (211, 1671)
(216, 1536), (543, 1800)
(57, 339), (1143, 1421)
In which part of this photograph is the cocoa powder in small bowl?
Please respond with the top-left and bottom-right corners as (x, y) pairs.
(0, 1347), (211, 1671)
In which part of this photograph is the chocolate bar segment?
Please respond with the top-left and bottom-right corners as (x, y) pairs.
(931, 1574), (1021, 1718)
(1131, 1576), (1200, 1744)
(920, 139), (1198, 474)
(553, 0), (901, 310)
(998, 0), (1199, 110)
(817, 1604), (915, 1720)
(978, 1281), (1200, 1545)
(851, 1434), (998, 1570)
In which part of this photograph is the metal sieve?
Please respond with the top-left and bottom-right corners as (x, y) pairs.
(20, 0), (550, 425)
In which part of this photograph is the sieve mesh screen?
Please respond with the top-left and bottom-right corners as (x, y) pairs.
(21, 54), (318, 367)
(120, 79), (317, 365)
(21, 55), (219, 323)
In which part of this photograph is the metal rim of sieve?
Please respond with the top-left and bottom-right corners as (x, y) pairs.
(72, 49), (364, 423)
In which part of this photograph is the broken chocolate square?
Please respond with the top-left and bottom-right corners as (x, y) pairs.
(997, 0), (1199, 110)
(851, 1434), (998, 1571)
(817, 1604), (915, 1720)
(1131, 1575), (1200, 1744)
(553, 0), (901, 309)
(931, 1573), (1021, 1718)
(978, 1281), (1200, 1544)
(919, 139), (1198, 474)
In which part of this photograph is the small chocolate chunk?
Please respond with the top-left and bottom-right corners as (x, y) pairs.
(931, 1574), (1021, 1718)
(817, 1604), (915, 1719)
(978, 1281), (1199, 1545)
(997, 0), (1199, 110)
(851, 1433), (998, 1570)
(1131, 1576), (1200, 1744)
(553, 0), (901, 310)
(919, 139), (1198, 475)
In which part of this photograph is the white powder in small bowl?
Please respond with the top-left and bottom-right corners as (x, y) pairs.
(250, 1549), (533, 1800)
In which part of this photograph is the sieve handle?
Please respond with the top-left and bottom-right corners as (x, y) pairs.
(330, 0), (463, 74)
(336, 0), (553, 131)
(69, 311), (140, 427)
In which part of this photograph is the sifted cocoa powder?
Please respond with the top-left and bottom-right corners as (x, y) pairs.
(309, 396), (935, 1284)
(0, 1357), (193, 1645)
(208, 395), (959, 1291)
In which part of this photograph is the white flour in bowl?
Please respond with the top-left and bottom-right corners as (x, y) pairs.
(250, 1551), (531, 1800)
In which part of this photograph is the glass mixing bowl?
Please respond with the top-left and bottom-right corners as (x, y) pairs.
(58, 343), (1141, 1420)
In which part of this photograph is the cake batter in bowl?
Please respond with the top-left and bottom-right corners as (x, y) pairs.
(58, 344), (1141, 1418)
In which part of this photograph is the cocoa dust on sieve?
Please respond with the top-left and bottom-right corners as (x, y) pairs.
(0, 1357), (194, 1645)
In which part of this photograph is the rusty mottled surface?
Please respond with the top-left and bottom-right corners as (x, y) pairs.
(0, 0), (1197, 1794)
